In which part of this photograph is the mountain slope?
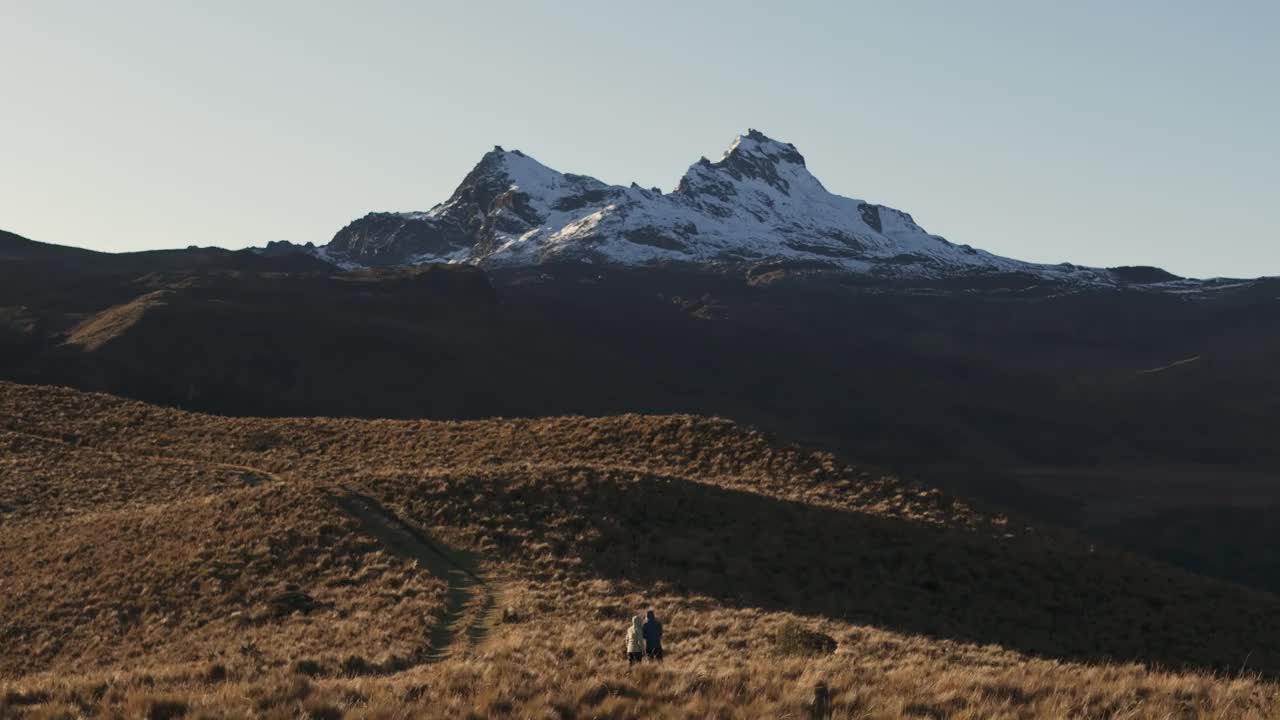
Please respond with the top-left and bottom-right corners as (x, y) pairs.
(0, 228), (333, 274)
(0, 229), (104, 262)
(320, 130), (1185, 287)
(4, 380), (1280, 675)
(3, 382), (1280, 718)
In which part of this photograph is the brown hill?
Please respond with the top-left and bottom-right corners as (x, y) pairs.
(2, 382), (1280, 717)
(5, 235), (1280, 598)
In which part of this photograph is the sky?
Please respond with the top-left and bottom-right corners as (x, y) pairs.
(2, 1), (1277, 278)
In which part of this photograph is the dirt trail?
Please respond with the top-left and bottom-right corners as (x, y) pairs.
(3, 425), (501, 663)
(331, 491), (501, 662)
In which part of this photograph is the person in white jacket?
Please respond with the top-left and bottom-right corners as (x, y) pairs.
(625, 616), (645, 665)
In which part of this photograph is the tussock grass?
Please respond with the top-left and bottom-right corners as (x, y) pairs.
(5, 590), (1278, 718)
(0, 481), (448, 678)
(3, 381), (1280, 717)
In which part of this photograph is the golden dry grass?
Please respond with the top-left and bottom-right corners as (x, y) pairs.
(0, 481), (449, 680)
(3, 381), (1280, 718)
(5, 586), (1279, 719)
(63, 291), (173, 352)
(0, 431), (254, 522)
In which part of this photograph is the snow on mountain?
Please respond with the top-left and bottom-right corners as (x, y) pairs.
(318, 130), (1141, 284)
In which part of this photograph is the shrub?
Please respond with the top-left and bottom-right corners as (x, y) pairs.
(774, 620), (837, 657)
(242, 431), (286, 452)
(300, 698), (343, 720)
(204, 664), (228, 683)
(126, 696), (189, 720)
(291, 659), (325, 677)
(4, 689), (51, 707)
(340, 655), (371, 676)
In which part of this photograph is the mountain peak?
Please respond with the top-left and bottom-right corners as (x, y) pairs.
(442, 145), (572, 217)
(322, 131), (1171, 289)
(720, 129), (806, 167)
(474, 145), (533, 172)
(677, 129), (811, 197)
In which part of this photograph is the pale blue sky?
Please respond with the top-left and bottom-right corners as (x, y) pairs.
(2, 1), (1277, 277)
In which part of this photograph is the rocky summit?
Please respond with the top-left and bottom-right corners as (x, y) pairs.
(315, 131), (1194, 288)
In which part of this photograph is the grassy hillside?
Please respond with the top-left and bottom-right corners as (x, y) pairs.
(2, 382), (1280, 717)
(0, 432), (451, 681)
(5, 251), (1280, 601)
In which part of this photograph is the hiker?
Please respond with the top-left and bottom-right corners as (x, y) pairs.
(625, 616), (645, 665)
(643, 609), (664, 661)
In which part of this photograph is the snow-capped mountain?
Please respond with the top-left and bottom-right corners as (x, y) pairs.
(317, 130), (1167, 284)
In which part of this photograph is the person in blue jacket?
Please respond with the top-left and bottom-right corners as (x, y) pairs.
(642, 609), (664, 660)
